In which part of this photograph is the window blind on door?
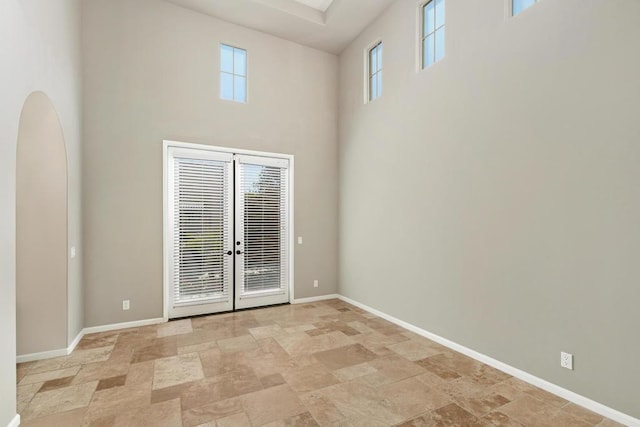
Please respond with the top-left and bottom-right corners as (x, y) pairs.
(173, 155), (232, 305)
(237, 156), (289, 296)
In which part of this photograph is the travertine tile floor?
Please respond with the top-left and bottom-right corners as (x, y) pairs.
(17, 299), (623, 426)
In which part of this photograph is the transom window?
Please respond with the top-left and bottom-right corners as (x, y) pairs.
(512, 0), (537, 15)
(422, 0), (445, 69)
(220, 44), (247, 103)
(368, 42), (383, 102)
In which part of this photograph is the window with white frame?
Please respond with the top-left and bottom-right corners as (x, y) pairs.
(512, 0), (537, 15)
(220, 44), (247, 103)
(422, 0), (445, 69)
(368, 42), (383, 102)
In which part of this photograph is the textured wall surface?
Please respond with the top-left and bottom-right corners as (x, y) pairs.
(82, 0), (339, 327)
(0, 0), (82, 424)
(338, 0), (640, 418)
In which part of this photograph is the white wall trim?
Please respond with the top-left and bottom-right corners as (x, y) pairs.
(415, 0), (427, 73)
(162, 141), (170, 322)
(292, 294), (339, 304)
(15, 294), (335, 363)
(17, 328), (83, 362)
(17, 347), (68, 363)
(82, 317), (165, 335)
(17, 318), (164, 362)
(18, 300), (86, 363)
(67, 328), (85, 355)
(337, 295), (640, 427)
(6, 414), (20, 427)
(162, 140), (295, 165)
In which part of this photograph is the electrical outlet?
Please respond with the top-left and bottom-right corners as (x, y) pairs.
(70, 246), (76, 259)
(298, 236), (303, 245)
(561, 352), (573, 370)
(122, 300), (130, 311)
(313, 280), (319, 288)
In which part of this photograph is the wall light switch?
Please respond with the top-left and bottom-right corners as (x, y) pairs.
(70, 246), (76, 259)
(313, 280), (319, 288)
(298, 236), (303, 245)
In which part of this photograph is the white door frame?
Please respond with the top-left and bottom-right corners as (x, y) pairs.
(162, 140), (295, 321)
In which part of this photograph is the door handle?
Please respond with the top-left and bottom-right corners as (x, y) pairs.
(226, 251), (233, 256)
(236, 250), (243, 255)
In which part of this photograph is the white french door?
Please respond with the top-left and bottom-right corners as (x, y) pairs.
(166, 145), (291, 319)
(235, 155), (290, 310)
(167, 148), (234, 318)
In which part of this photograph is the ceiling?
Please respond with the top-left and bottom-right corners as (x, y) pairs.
(292, 0), (334, 12)
(164, 0), (396, 54)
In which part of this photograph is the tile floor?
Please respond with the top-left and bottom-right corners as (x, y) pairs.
(17, 299), (622, 426)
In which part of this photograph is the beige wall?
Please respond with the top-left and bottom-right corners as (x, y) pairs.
(81, 0), (339, 327)
(0, 0), (82, 424)
(17, 92), (69, 356)
(338, 0), (640, 419)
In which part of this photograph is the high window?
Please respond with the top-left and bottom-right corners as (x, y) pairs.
(422, 0), (445, 69)
(368, 42), (383, 102)
(220, 44), (247, 103)
(513, 0), (537, 15)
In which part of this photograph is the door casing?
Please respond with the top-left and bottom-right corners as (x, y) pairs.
(162, 140), (295, 321)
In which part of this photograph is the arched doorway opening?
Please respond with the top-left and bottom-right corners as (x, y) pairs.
(16, 92), (68, 356)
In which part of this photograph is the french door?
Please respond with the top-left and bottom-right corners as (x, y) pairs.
(166, 146), (291, 319)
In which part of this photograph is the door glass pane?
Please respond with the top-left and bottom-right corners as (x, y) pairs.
(377, 44), (383, 71)
(240, 164), (286, 293)
(435, 27), (445, 62)
(174, 158), (228, 303)
(377, 71), (383, 98)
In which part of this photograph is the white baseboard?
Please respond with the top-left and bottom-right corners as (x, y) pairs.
(17, 318), (164, 363)
(67, 328), (85, 354)
(17, 347), (68, 363)
(292, 294), (339, 304)
(6, 414), (20, 427)
(17, 300), (332, 362)
(337, 295), (640, 427)
(82, 317), (165, 335)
